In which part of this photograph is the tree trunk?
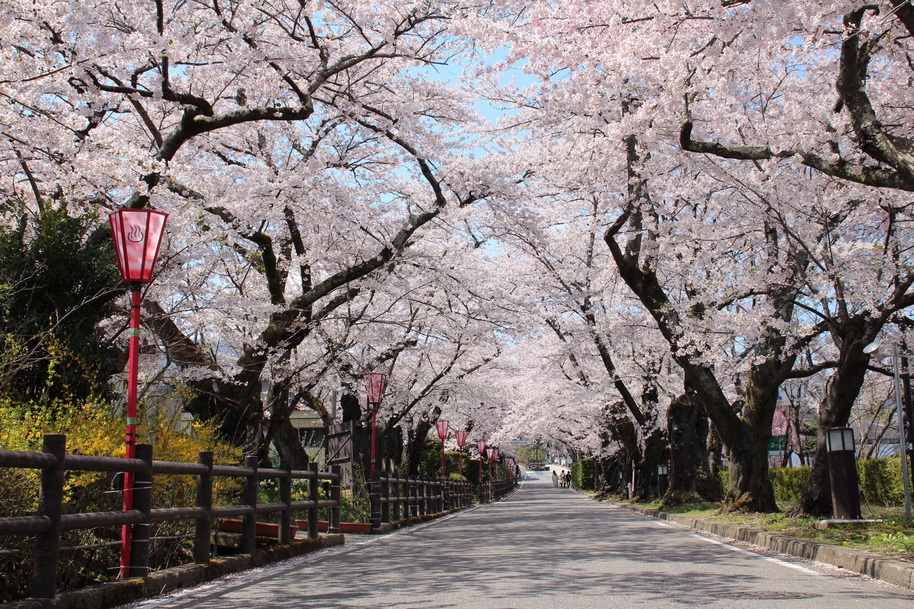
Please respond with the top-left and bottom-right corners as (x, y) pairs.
(708, 422), (724, 481)
(381, 425), (404, 469)
(634, 428), (668, 500)
(270, 416), (310, 469)
(679, 358), (780, 512)
(405, 419), (435, 476)
(724, 432), (779, 512)
(185, 377), (264, 452)
(599, 402), (640, 497)
(598, 455), (628, 496)
(719, 357), (786, 513)
(666, 391), (721, 504)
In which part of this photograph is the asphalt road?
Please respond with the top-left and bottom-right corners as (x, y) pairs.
(125, 471), (914, 609)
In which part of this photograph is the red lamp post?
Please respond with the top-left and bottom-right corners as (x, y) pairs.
(364, 372), (388, 477)
(455, 429), (467, 476)
(486, 447), (496, 499)
(436, 420), (449, 480)
(476, 440), (486, 500)
(486, 448), (495, 501)
(109, 207), (168, 579)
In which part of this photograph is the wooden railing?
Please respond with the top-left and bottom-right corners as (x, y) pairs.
(0, 434), (341, 601)
(481, 477), (520, 503)
(0, 434), (519, 603)
(368, 472), (474, 528)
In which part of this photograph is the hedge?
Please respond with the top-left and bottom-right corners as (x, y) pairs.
(858, 457), (909, 507)
(715, 457), (910, 507)
(571, 458), (596, 490)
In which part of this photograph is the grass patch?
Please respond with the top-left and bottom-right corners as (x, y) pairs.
(611, 495), (914, 561)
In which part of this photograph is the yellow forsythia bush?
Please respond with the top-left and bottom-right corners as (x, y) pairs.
(0, 399), (242, 601)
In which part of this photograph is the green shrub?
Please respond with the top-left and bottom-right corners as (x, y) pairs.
(715, 458), (910, 508)
(571, 459), (596, 490)
(769, 466), (811, 504)
(858, 457), (908, 507)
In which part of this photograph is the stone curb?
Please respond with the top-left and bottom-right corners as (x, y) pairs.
(620, 504), (914, 591)
(0, 534), (345, 609)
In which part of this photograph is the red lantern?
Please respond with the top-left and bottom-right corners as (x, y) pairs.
(109, 209), (168, 283)
(364, 372), (388, 405)
(477, 440), (486, 456)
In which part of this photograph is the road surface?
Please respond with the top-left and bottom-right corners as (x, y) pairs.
(124, 471), (914, 608)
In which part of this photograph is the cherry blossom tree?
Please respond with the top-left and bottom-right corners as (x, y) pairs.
(469, 0), (914, 513)
(0, 0), (502, 461)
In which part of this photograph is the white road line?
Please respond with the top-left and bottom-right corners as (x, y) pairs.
(694, 534), (823, 575)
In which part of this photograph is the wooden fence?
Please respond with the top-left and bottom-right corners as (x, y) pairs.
(482, 477), (519, 503)
(369, 473), (474, 528)
(0, 434), (519, 603)
(0, 434), (341, 600)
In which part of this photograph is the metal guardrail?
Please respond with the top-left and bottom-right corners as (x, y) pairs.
(0, 434), (342, 601)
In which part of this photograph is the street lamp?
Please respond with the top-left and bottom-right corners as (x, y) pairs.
(657, 463), (669, 498)
(108, 207), (168, 578)
(455, 429), (467, 476)
(436, 420), (449, 480)
(364, 372), (388, 477)
(825, 427), (862, 520)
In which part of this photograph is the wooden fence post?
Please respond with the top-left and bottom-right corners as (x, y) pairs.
(329, 465), (341, 534)
(308, 462), (319, 539)
(194, 451), (214, 563)
(370, 470), (381, 530)
(391, 475), (400, 522)
(130, 444), (153, 578)
(381, 473), (390, 524)
(241, 455), (258, 553)
(32, 434), (65, 599)
(280, 459), (292, 545)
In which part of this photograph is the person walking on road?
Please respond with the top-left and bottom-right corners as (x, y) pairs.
(552, 470), (559, 487)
